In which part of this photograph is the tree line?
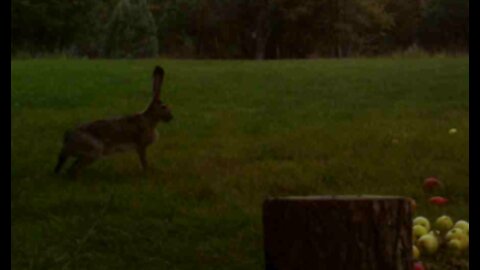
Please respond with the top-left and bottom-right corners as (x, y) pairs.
(11, 0), (469, 59)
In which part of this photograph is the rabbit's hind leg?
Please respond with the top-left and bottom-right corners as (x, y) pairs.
(65, 132), (103, 178)
(67, 156), (97, 179)
(54, 149), (69, 174)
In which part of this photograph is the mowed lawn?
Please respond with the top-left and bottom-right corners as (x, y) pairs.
(12, 58), (469, 269)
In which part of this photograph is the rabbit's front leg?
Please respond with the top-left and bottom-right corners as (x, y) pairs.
(137, 146), (148, 171)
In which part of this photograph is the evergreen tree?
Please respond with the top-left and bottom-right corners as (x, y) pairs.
(105, 0), (159, 58)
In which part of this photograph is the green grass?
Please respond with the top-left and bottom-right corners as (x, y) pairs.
(12, 58), (469, 269)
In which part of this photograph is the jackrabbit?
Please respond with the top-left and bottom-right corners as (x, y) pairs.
(55, 66), (173, 177)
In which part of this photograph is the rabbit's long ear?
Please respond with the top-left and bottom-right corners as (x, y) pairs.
(152, 66), (164, 101)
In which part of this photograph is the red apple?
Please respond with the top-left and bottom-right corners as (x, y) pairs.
(414, 262), (425, 270)
(429, 196), (448, 206)
(423, 177), (442, 190)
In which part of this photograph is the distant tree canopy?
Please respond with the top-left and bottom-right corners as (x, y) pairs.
(11, 0), (469, 58)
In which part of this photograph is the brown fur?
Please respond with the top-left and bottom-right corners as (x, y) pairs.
(55, 66), (173, 178)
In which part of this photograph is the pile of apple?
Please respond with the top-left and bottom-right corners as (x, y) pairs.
(413, 215), (469, 259)
(410, 177), (469, 270)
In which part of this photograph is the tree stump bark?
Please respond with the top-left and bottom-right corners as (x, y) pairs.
(263, 196), (413, 270)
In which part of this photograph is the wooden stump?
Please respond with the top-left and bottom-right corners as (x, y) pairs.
(263, 196), (413, 270)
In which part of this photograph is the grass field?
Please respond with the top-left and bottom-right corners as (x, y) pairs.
(12, 58), (469, 269)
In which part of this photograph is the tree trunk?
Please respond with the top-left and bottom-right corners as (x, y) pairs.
(255, 0), (272, 60)
(263, 196), (413, 270)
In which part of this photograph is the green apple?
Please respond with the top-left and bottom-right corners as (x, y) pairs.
(460, 235), (469, 250)
(454, 220), (469, 234)
(417, 234), (439, 255)
(453, 233), (469, 251)
(446, 228), (466, 241)
(413, 217), (431, 231)
(434, 215), (453, 233)
(445, 228), (469, 250)
(413, 245), (420, 260)
(413, 225), (429, 240)
(447, 239), (462, 254)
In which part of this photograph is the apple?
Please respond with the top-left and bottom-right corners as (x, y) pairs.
(445, 228), (469, 250)
(449, 234), (468, 251)
(449, 128), (457, 134)
(429, 196), (448, 206)
(447, 233), (469, 251)
(417, 234), (439, 255)
(454, 220), (469, 234)
(460, 235), (469, 250)
(446, 228), (466, 241)
(414, 261), (425, 270)
(413, 216), (431, 231)
(434, 215), (453, 233)
(413, 225), (429, 240)
(448, 239), (463, 254)
(413, 245), (420, 260)
(423, 177), (442, 190)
